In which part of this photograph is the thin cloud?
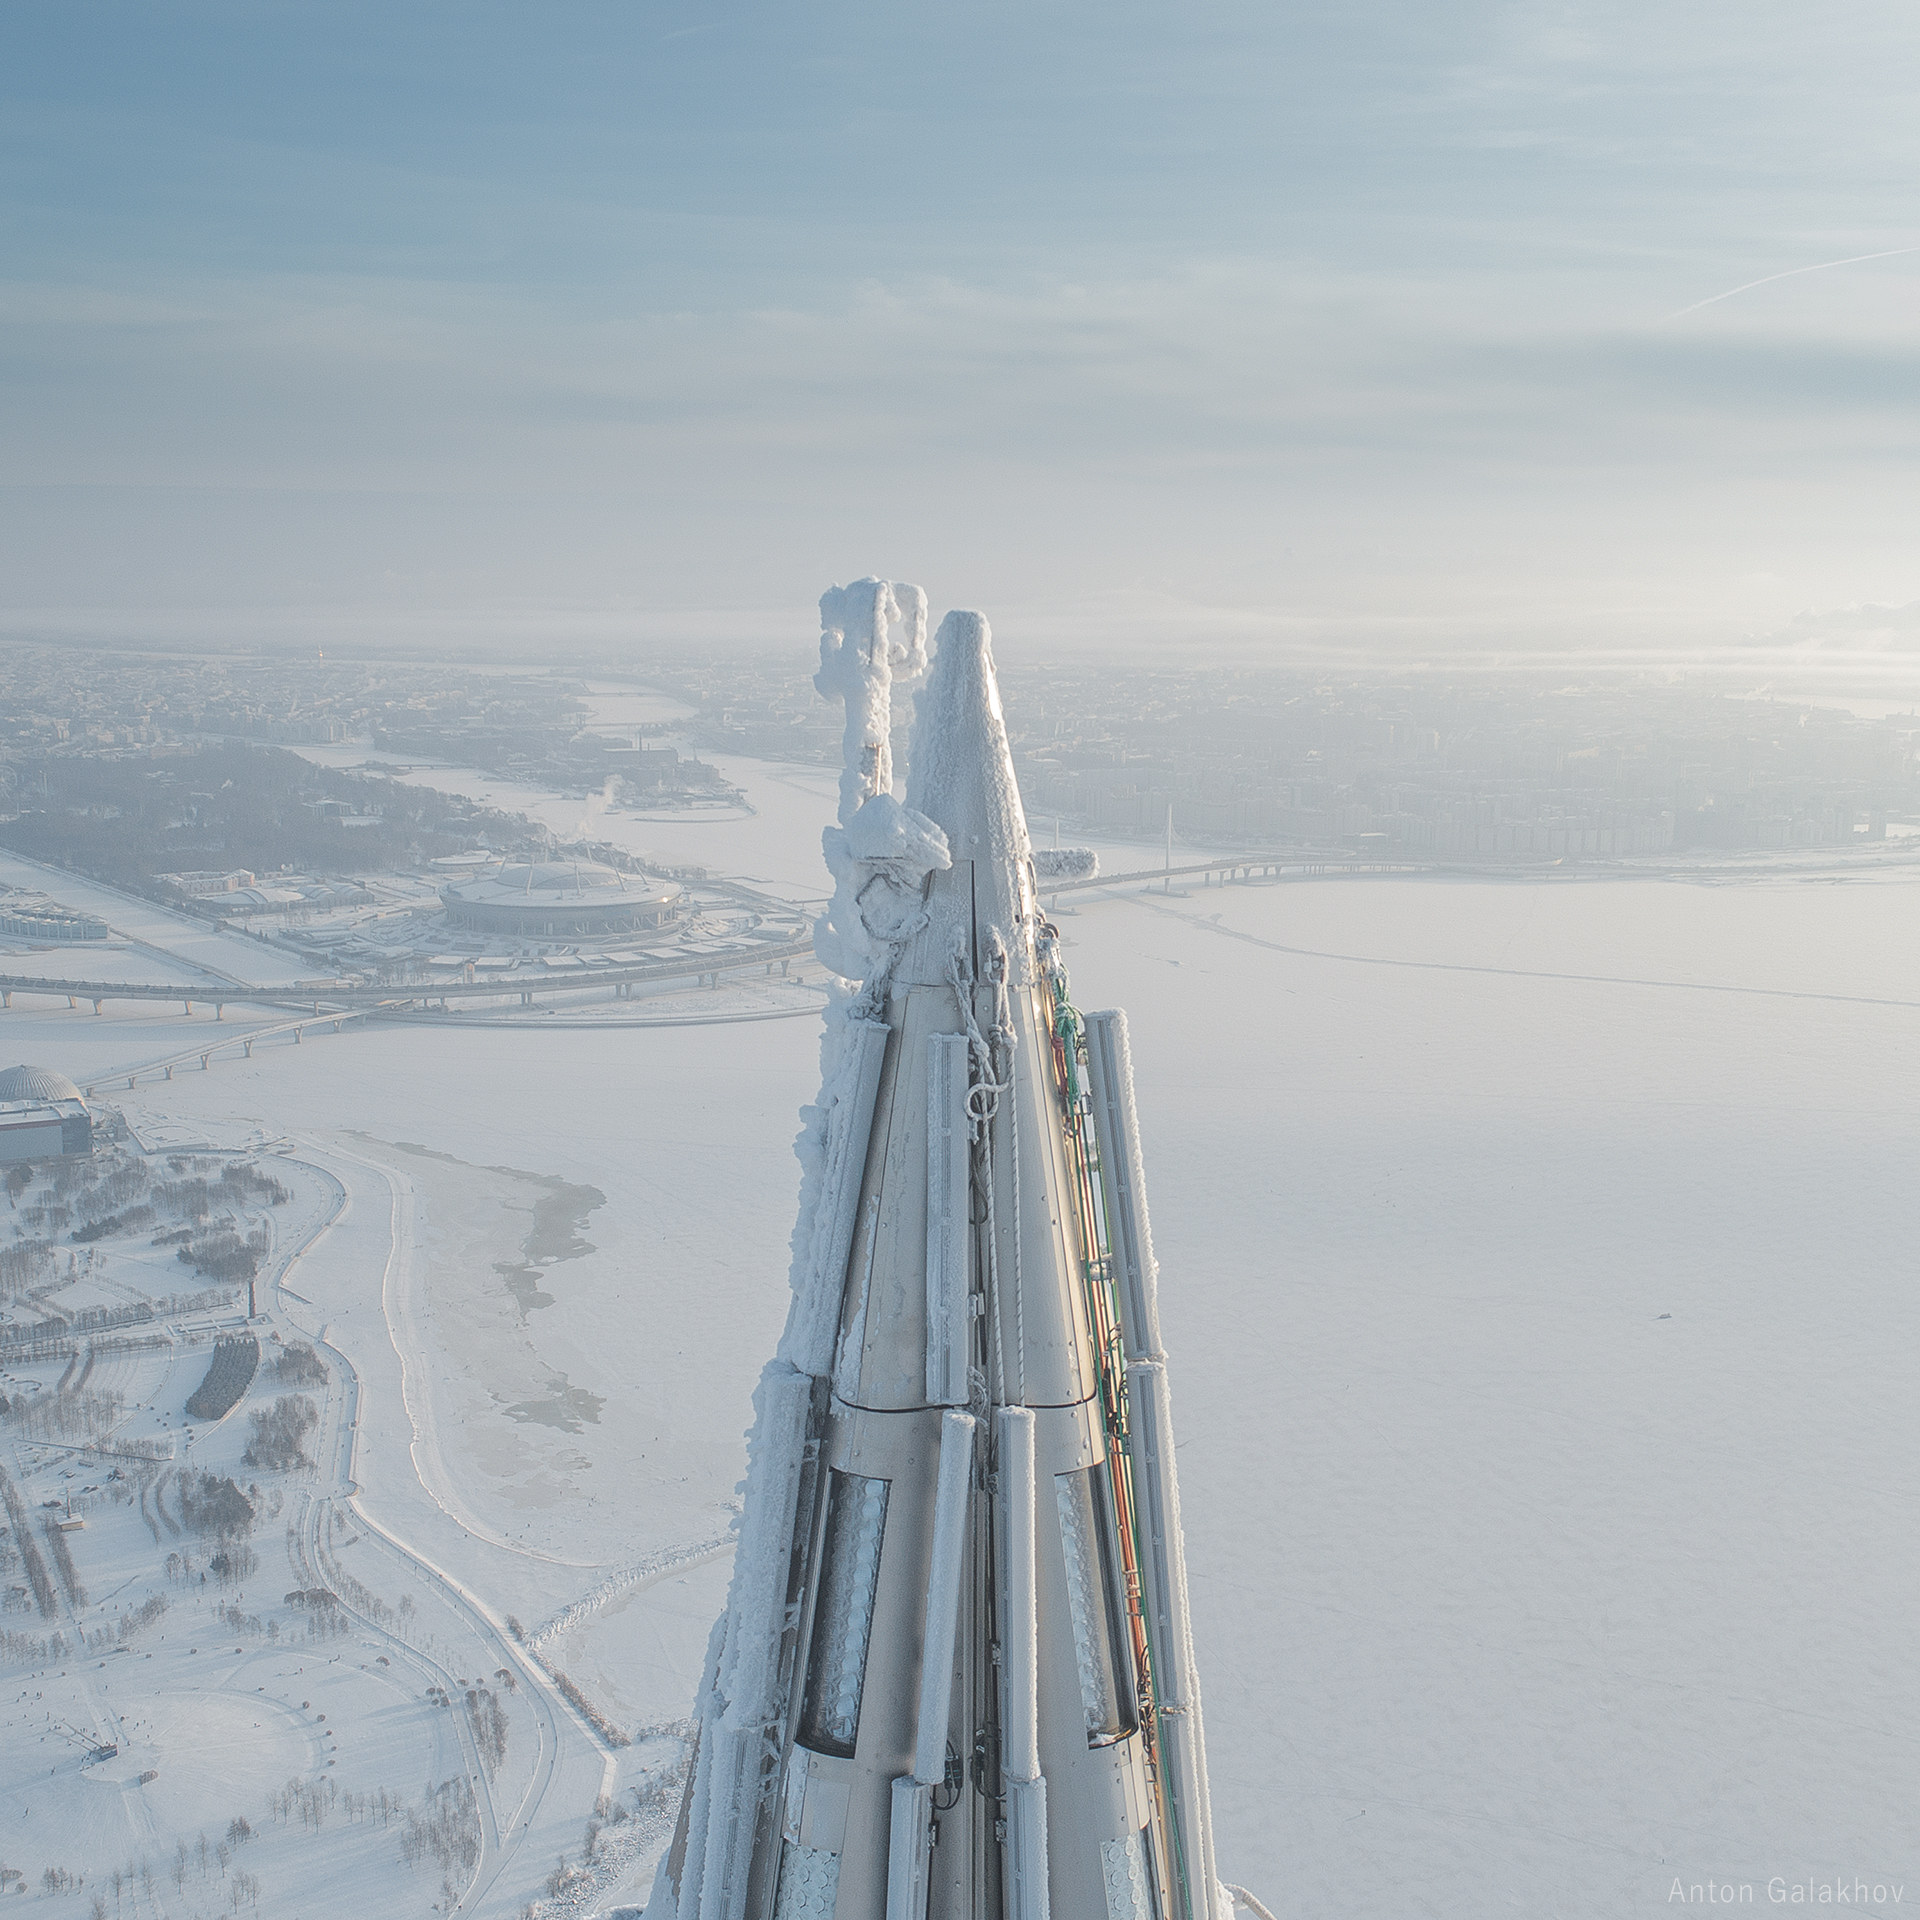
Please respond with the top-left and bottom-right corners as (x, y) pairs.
(1664, 245), (1920, 321)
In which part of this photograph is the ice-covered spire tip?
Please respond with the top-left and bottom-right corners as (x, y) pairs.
(905, 608), (1032, 894)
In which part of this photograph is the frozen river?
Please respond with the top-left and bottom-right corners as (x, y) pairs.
(4, 737), (1916, 1914)
(286, 679), (1171, 903)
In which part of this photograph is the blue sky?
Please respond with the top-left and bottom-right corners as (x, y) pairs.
(3, 2), (1917, 651)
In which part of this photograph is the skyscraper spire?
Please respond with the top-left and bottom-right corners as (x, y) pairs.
(648, 591), (1224, 1920)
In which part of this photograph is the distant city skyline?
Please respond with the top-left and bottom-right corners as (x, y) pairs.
(4, 3), (1918, 655)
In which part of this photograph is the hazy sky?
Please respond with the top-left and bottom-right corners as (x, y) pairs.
(4, 3), (1918, 652)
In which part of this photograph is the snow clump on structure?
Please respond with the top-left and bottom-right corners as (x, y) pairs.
(811, 579), (950, 991)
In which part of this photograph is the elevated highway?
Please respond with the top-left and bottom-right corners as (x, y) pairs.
(1046, 849), (1423, 893)
(1, 937), (819, 1092)
(0, 936), (813, 1017)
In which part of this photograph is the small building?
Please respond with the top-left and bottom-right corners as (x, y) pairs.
(0, 899), (108, 941)
(0, 1065), (92, 1163)
(223, 878), (374, 913)
(439, 861), (682, 938)
(156, 870), (256, 896)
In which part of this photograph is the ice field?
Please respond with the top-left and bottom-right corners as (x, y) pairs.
(3, 742), (1917, 1915)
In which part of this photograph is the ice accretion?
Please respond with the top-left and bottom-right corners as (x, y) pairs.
(712, 580), (939, 1619)
(652, 579), (945, 1920)
(814, 577), (928, 830)
(801, 579), (946, 1353)
(811, 580), (950, 991)
(903, 609), (1032, 908)
(815, 793), (951, 985)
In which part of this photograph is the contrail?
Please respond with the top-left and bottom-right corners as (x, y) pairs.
(1666, 245), (1920, 320)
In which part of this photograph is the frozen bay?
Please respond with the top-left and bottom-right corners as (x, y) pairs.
(3, 770), (1915, 1913)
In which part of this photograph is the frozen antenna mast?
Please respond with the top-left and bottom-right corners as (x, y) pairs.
(650, 588), (1231, 1920)
(816, 578), (929, 826)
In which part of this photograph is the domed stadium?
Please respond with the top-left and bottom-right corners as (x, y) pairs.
(0, 1063), (92, 1161)
(0, 1063), (81, 1103)
(439, 861), (682, 938)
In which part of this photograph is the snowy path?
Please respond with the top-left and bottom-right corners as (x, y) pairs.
(524, 1533), (735, 1654)
(326, 1140), (602, 1573)
(269, 1137), (612, 1912)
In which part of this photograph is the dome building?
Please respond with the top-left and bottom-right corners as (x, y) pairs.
(0, 1063), (92, 1162)
(0, 1064), (81, 1103)
(439, 860), (682, 939)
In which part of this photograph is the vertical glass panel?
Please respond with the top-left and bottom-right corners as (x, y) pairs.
(1056, 1466), (1138, 1746)
(798, 1471), (890, 1757)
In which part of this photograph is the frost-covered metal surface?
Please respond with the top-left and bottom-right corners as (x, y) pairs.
(924, 1034), (975, 1408)
(649, 587), (1224, 1920)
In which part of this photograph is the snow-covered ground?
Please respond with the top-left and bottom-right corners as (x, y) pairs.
(0, 943), (231, 990)
(4, 734), (1917, 1915)
(2, 984), (819, 1914)
(0, 849), (317, 989)
(0, 1143), (590, 1918)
